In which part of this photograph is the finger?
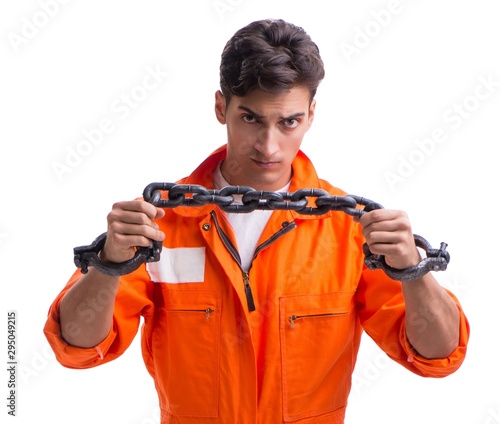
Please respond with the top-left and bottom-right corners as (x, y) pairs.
(110, 232), (160, 249)
(368, 241), (421, 269)
(108, 221), (165, 242)
(154, 207), (165, 220)
(363, 230), (403, 247)
(361, 213), (411, 237)
(108, 202), (164, 227)
(369, 243), (407, 258)
(108, 210), (151, 227)
(360, 209), (405, 227)
(112, 200), (160, 220)
(101, 233), (156, 263)
(105, 228), (165, 262)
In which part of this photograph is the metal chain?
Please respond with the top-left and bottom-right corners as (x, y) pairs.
(142, 182), (384, 217)
(73, 182), (450, 282)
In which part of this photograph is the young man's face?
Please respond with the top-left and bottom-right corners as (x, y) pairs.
(215, 86), (316, 191)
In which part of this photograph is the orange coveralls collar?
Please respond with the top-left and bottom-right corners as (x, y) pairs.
(43, 145), (470, 424)
(169, 144), (331, 220)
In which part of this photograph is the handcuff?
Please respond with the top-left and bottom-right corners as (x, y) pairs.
(73, 183), (450, 282)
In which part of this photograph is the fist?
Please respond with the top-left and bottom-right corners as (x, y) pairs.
(358, 209), (420, 270)
(101, 200), (165, 264)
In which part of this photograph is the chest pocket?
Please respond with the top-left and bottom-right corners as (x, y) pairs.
(152, 288), (222, 418)
(279, 291), (356, 422)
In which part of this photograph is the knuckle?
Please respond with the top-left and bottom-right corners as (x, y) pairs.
(111, 232), (127, 246)
(137, 202), (156, 219)
(107, 212), (119, 226)
(135, 235), (151, 247)
(143, 211), (156, 223)
(107, 220), (121, 234)
(394, 244), (405, 257)
(111, 201), (126, 211)
(369, 209), (384, 221)
(141, 223), (153, 235)
(364, 232), (375, 245)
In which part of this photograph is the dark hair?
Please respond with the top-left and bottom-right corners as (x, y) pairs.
(219, 19), (325, 103)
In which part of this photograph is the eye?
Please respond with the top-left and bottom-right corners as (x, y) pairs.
(282, 118), (299, 129)
(242, 114), (258, 124)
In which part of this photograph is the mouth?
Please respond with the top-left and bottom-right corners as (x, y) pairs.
(252, 159), (279, 168)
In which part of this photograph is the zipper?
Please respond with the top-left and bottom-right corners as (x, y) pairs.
(242, 271), (255, 312)
(211, 211), (256, 311)
(168, 308), (216, 319)
(210, 211), (242, 265)
(252, 220), (297, 259)
(210, 210), (296, 313)
(289, 312), (347, 329)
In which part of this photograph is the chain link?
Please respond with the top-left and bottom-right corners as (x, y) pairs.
(142, 182), (384, 217)
(73, 182), (450, 282)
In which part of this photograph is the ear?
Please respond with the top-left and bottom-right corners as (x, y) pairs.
(307, 99), (316, 129)
(214, 90), (227, 124)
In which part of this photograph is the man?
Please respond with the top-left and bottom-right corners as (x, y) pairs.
(44, 19), (469, 424)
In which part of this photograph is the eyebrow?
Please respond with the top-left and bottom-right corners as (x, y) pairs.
(237, 105), (306, 121)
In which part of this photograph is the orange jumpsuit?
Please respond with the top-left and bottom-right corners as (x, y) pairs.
(44, 146), (469, 424)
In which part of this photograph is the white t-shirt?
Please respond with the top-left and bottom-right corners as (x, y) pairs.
(213, 161), (291, 271)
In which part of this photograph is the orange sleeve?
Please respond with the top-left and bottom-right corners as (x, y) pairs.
(356, 268), (470, 378)
(43, 267), (153, 369)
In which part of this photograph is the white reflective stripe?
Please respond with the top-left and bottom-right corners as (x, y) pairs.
(146, 247), (206, 283)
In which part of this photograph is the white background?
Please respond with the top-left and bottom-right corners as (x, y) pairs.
(1, 1), (499, 423)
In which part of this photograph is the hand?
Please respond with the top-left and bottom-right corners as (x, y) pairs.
(101, 200), (165, 264)
(358, 209), (420, 270)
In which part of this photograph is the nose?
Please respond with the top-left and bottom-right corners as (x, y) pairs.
(255, 127), (279, 158)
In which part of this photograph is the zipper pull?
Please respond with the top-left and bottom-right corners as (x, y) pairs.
(243, 272), (256, 312)
(289, 315), (298, 329)
(205, 308), (214, 319)
(407, 347), (417, 363)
